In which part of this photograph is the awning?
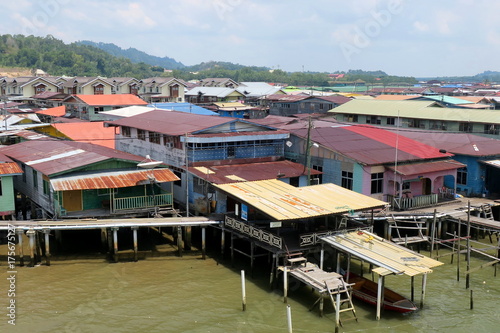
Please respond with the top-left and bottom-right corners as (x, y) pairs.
(387, 159), (465, 176)
(213, 179), (387, 221)
(51, 168), (179, 191)
(321, 230), (443, 276)
(480, 159), (500, 169)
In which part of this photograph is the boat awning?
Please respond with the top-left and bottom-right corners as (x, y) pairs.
(386, 159), (465, 176)
(321, 230), (443, 276)
(213, 179), (387, 221)
(51, 168), (179, 191)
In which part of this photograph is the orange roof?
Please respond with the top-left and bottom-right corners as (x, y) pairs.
(374, 94), (420, 100)
(52, 122), (116, 149)
(0, 162), (23, 175)
(75, 94), (147, 106)
(36, 105), (66, 117)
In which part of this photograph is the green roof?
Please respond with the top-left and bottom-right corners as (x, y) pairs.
(329, 99), (500, 123)
(416, 95), (474, 105)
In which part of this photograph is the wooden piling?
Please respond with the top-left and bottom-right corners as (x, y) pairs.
(27, 229), (35, 267)
(250, 241), (255, 277)
(284, 266), (288, 303)
(112, 227), (119, 262)
(457, 219), (461, 282)
(287, 304), (293, 333)
(132, 227), (139, 262)
(411, 276), (414, 302)
(184, 226), (192, 251)
(320, 244), (324, 270)
(43, 229), (51, 266)
(241, 270), (247, 311)
(100, 228), (108, 254)
(376, 274), (383, 320)
(430, 209), (437, 257)
(221, 224), (225, 257)
(470, 289), (474, 310)
(201, 227), (206, 260)
(335, 291), (341, 333)
(230, 232), (234, 266)
(17, 229), (24, 267)
(177, 226), (183, 257)
(420, 273), (427, 308)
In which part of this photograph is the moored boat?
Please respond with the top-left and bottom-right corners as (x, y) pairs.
(345, 272), (418, 313)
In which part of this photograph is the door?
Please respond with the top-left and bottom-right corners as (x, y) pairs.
(422, 178), (431, 195)
(62, 190), (83, 212)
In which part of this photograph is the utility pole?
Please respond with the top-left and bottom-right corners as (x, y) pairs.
(305, 116), (313, 186)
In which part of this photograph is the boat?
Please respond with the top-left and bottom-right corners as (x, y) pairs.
(345, 272), (418, 313)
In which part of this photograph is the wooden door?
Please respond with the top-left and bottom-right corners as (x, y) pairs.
(62, 190), (83, 212)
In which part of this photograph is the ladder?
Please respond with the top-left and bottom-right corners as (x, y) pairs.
(481, 204), (494, 220)
(325, 279), (358, 327)
(390, 216), (429, 245)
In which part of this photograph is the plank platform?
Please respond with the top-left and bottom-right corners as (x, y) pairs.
(287, 262), (347, 294)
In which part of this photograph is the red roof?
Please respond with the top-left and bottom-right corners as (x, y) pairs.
(36, 106), (66, 117)
(189, 159), (321, 184)
(74, 94), (147, 106)
(52, 122), (116, 149)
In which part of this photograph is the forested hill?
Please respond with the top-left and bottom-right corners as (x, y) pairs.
(0, 34), (166, 78)
(78, 40), (185, 70)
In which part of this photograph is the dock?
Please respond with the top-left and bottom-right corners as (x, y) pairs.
(1, 216), (222, 266)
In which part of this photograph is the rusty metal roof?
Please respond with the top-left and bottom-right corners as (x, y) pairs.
(214, 179), (387, 221)
(51, 168), (179, 191)
(321, 230), (443, 276)
(386, 160), (466, 176)
(0, 154), (23, 175)
(189, 160), (321, 184)
(0, 140), (146, 176)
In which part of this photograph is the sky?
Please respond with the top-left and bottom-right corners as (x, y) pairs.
(1, 0), (499, 78)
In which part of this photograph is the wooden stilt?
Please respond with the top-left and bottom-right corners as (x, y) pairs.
(411, 275), (414, 302)
(241, 270), (246, 311)
(27, 229), (35, 267)
(320, 244), (324, 270)
(376, 274), (384, 320)
(230, 232), (234, 266)
(457, 219), (461, 282)
(201, 227), (206, 260)
(132, 227), (139, 262)
(250, 241), (255, 278)
(335, 291), (341, 332)
(44, 229), (51, 266)
(430, 209), (437, 257)
(284, 266), (288, 303)
(466, 201), (471, 289)
(420, 273), (427, 308)
(100, 228), (108, 254)
(112, 227), (119, 262)
(319, 294), (324, 317)
(177, 226), (183, 257)
(336, 252), (341, 273)
(269, 254), (276, 288)
(184, 226), (192, 251)
(221, 224), (225, 257)
(17, 229), (24, 267)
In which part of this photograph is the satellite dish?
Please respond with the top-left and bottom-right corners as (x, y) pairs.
(137, 161), (163, 169)
(286, 141), (293, 147)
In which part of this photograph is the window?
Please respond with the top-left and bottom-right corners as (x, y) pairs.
(430, 120), (447, 130)
(459, 122), (473, 133)
(386, 117), (395, 125)
(94, 84), (104, 95)
(366, 116), (381, 124)
(408, 119), (423, 128)
(33, 170), (38, 190)
(94, 107), (104, 113)
(341, 171), (353, 190)
(312, 165), (323, 184)
(402, 182), (411, 190)
(484, 124), (499, 135)
(149, 132), (160, 144)
(346, 114), (358, 122)
(122, 126), (131, 137)
(173, 170), (182, 186)
(371, 172), (383, 194)
(457, 167), (467, 185)
(193, 177), (207, 194)
(138, 129), (146, 141)
(0, 177), (2, 196)
(43, 179), (50, 196)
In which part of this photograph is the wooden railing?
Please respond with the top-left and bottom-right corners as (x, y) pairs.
(225, 216), (283, 249)
(113, 194), (173, 212)
(387, 193), (439, 211)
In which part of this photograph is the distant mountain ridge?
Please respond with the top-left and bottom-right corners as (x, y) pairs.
(78, 40), (185, 69)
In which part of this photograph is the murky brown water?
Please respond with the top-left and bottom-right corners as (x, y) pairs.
(1, 236), (499, 333)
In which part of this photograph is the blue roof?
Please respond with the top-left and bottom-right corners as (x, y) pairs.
(148, 103), (218, 116)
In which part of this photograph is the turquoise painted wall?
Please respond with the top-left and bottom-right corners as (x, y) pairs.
(0, 176), (16, 213)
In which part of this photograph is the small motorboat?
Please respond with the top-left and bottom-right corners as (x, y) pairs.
(345, 272), (418, 313)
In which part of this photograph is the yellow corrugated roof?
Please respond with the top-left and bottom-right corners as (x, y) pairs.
(214, 179), (387, 220)
(321, 230), (443, 276)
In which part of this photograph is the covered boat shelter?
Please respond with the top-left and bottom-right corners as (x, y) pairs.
(321, 230), (443, 320)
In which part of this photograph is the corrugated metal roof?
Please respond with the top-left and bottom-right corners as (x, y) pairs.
(73, 94), (148, 106)
(0, 154), (23, 175)
(480, 159), (500, 169)
(0, 140), (145, 176)
(51, 168), (179, 191)
(321, 230), (443, 276)
(387, 159), (466, 176)
(52, 122), (116, 149)
(214, 179), (387, 221)
(35, 106), (66, 117)
(330, 99), (500, 123)
(189, 160), (321, 184)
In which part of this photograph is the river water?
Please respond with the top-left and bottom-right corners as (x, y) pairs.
(1, 235), (499, 333)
